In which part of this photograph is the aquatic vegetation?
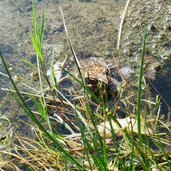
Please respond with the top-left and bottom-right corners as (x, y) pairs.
(0, 1), (171, 170)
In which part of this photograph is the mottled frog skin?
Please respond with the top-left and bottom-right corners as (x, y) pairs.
(80, 58), (110, 84)
(74, 57), (118, 99)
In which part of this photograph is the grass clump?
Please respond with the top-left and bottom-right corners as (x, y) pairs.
(0, 1), (171, 170)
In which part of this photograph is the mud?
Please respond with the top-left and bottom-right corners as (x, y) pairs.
(119, 0), (171, 117)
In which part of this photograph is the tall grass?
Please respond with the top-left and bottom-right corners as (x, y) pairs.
(137, 30), (147, 146)
(0, 1), (171, 170)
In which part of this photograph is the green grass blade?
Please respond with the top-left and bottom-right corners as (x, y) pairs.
(0, 52), (83, 169)
(30, 33), (44, 62)
(31, 0), (44, 63)
(63, 68), (100, 103)
(137, 30), (147, 145)
(21, 59), (37, 68)
(32, 0), (38, 42)
(39, 10), (44, 46)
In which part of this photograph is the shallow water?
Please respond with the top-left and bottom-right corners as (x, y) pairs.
(0, 1), (171, 169)
(1, 0), (171, 121)
(149, 60), (171, 118)
(0, 0), (127, 136)
(0, 1), (126, 169)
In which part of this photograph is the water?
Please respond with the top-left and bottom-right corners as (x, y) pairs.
(149, 61), (171, 119)
(1, 0), (171, 120)
(0, 0), (127, 139)
(0, 0), (171, 169)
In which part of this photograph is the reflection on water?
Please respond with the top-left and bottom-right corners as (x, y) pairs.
(149, 61), (171, 118)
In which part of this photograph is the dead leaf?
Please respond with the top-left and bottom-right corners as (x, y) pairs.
(97, 117), (153, 138)
(47, 62), (63, 83)
(47, 56), (68, 85)
(150, 168), (159, 171)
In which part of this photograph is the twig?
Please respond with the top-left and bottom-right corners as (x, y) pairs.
(117, 0), (131, 50)
(1, 87), (70, 106)
(59, 7), (85, 84)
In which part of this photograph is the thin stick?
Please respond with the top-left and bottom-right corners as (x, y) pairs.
(59, 7), (85, 84)
(1, 88), (70, 106)
(117, 0), (131, 50)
